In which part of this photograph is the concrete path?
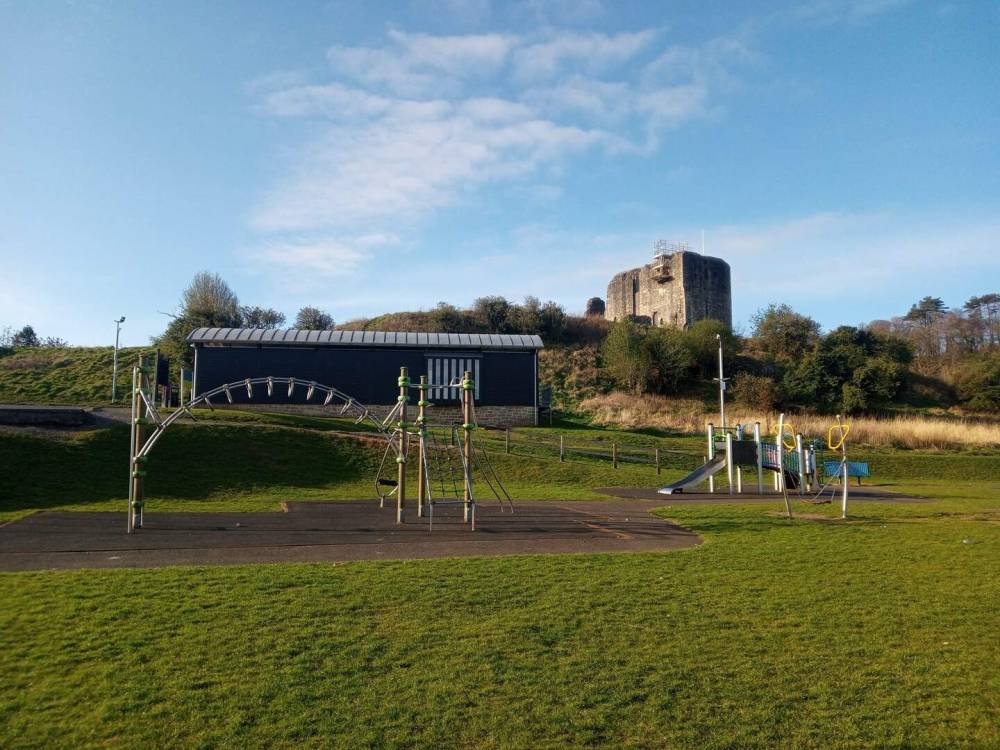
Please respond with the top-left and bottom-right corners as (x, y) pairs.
(0, 499), (700, 572)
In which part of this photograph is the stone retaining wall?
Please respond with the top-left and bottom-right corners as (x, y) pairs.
(212, 403), (538, 428)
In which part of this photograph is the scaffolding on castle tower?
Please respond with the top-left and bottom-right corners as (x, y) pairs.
(651, 240), (692, 280)
(652, 239), (692, 258)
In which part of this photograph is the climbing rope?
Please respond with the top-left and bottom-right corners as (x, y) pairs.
(374, 431), (405, 507)
(468, 399), (514, 513)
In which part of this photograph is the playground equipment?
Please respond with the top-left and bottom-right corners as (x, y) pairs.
(659, 334), (864, 518)
(126, 356), (511, 534)
(374, 367), (512, 531)
(822, 415), (852, 518)
(657, 413), (858, 518)
(124, 354), (388, 533)
(658, 416), (806, 497)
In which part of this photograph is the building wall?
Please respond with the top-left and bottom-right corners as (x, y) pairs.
(194, 346), (537, 406)
(605, 251), (732, 329)
(191, 345), (539, 426)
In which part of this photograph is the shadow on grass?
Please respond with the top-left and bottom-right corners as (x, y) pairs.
(0, 423), (378, 515)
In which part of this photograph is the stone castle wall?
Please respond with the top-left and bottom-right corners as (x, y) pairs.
(606, 251), (732, 329)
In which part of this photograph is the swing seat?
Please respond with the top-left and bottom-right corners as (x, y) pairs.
(377, 479), (398, 488)
(800, 496), (832, 505)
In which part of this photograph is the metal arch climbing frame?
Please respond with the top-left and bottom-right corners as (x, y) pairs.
(136, 377), (387, 460)
(126, 368), (391, 533)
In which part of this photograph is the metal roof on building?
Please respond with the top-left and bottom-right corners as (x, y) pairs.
(186, 328), (544, 350)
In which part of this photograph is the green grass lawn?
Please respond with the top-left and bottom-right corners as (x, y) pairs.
(0, 346), (154, 405)
(1, 419), (998, 748)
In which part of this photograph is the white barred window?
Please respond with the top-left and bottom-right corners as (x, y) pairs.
(427, 357), (480, 400)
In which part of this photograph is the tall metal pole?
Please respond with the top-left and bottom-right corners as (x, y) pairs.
(707, 423), (715, 493)
(127, 364), (137, 533)
(129, 358), (148, 531)
(462, 370), (474, 526)
(754, 421), (763, 495)
(396, 367), (408, 524)
(417, 374), (427, 519)
(111, 316), (125, 402)
(716, 333), (727, 429)
(725, 431), (734, 496)
(795, 433), (806, 494)
(777, 413), (793, 519)
(838, 413), (849, 519)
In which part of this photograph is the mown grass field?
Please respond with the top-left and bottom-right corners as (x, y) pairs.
(1, 415), (998, 748)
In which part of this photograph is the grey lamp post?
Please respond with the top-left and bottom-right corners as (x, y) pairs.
(112, 316), (125, 402)
(715, 333), (727, 429)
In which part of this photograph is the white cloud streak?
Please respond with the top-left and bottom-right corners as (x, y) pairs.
(243, 26), (753, 289)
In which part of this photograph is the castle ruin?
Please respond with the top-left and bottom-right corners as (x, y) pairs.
(605, 241), (732, 329)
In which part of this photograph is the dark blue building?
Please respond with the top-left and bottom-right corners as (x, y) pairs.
(187, 328), (544, 426)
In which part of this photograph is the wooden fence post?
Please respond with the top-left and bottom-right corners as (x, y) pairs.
(505, 427), (510, 454)
(559, 435), (565, 462)
(655, 447), (661, 475)
(612, 442), (618, 469)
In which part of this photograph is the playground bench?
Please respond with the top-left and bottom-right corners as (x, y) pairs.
(823, 460), (870, 485)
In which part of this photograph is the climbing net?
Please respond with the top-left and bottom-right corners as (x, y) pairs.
(372, 371), (513, 530)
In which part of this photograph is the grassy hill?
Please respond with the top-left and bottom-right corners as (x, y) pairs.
(0, 346), (153, 405)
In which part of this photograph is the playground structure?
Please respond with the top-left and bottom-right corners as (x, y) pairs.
(125, 356), (510, 534)
(658, 335), (862, 518)
(373, 367), (513, 531)
(657, 414), (858, 518)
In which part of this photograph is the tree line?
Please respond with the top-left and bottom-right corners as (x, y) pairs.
(0, 325), (67, 349)
(152, 272), (584, 367)
(598, 295), (1000, 414)
(153, 272), (340, 367)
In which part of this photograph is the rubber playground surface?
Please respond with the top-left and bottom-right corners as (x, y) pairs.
(0, 488), (929, 572)
(0, 499), (702, 571)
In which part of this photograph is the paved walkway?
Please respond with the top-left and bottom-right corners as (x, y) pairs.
(0, 499), (700, 572)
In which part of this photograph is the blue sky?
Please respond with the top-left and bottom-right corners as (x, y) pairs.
(1, 0), (997, 346)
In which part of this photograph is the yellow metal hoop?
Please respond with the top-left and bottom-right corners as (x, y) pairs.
(828, 422), (850, 451)
(772, 422), (796, 451)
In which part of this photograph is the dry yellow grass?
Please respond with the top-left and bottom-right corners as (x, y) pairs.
(579, 392), (1000, 449)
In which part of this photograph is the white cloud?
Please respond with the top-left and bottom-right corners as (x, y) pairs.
(701, 212), (1000, 326)
(325, 30), (517, 96)
(459, 97), (534, 122)
(355, 232), (402, 247)
(244, 27), (752, 286)
(251, 28), (739, 232)
(247, 239), (369, 279)
(512, 0), (607, 26)
(256, 82), (392, 119)
(523, 77), (630, 121)
(636, 85), (709, 127)
(387, 29), (516, 72)
(253, 113), (607, 232)
(511, 29), (660, 80)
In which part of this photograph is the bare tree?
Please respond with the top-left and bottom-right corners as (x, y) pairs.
(240, 306), (286, 329)
(294, 307), (335, 330)
(182, 272), (241, 324)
